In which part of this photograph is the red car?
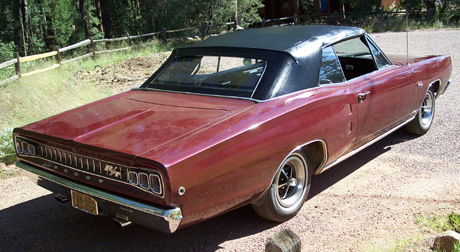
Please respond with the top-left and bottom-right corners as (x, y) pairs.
(14, 25), (452, 233)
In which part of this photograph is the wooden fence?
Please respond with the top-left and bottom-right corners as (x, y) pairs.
(0, 20), (245, 87)
(0, 11), (412, 87)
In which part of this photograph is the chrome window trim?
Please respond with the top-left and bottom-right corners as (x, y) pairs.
(365, 34), (393, 68)
(133, 87), (260, 103)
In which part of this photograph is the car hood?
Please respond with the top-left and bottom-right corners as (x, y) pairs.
(22, 90), (255, 156)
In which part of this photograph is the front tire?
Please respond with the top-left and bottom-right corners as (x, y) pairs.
(252, 152), (311, 222)
(405, 87), (435, 135)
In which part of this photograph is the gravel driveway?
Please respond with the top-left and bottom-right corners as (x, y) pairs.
(1, 28), (459, 252)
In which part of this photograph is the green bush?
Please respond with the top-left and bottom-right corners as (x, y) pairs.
(0, 41), (15, 63)
(0, 124), (15, 165)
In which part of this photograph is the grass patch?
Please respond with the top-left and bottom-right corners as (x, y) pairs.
(415, 212), (452, 233)
(0, 38), (182, 167)
(364, 235), (424, 252)
(365, 212), (460, 252)
(448, 212), (460, 233)
(0, 166), (21, 179)
(415, 212), (460, 252)
(415, 212), (460, 234)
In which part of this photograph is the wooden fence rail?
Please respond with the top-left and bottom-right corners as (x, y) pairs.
(0, 21), (222, 86)
(59, 39), (91, 53)
(0, 59), (17, 69)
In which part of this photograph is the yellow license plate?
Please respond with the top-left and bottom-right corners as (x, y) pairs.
(71, 190), (99, 215)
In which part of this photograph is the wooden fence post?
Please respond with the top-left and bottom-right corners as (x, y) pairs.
(14, 52), (21, 77)
(54, 46), (61, 65)
(162, 27), (167, 42)
(90, 38), (95, 60)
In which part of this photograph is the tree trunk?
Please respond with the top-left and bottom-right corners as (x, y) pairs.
(13, 0), (22, 53)
(101, 0), (112, 38)
(21, 0), (29, 43)
(140, 0), (154, 33)
(95, 0), (104, 34)
(40, 0), (47, 42)
(339, 0), (345, 18)
(45, 0), (56, 49)
(423, 0), (437, 22)
(79, 0), (89, 38)
(314, 0), (321, 20)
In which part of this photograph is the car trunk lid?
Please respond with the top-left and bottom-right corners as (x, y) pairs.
(22, 90), (255, 156)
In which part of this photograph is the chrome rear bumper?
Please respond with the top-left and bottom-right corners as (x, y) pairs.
(16, 161), (182, 233)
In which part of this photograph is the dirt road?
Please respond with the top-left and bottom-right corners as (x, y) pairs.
(1, 29), (459, 252)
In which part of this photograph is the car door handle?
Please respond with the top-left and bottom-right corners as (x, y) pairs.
(358, 91), (371, 103)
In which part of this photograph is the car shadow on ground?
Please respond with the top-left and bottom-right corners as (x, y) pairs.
(309, 128), (419, 199)
(0, 129), (420, 252)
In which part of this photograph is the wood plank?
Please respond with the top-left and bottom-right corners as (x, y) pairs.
(0, 59), (17, 70)
(59, 39), (91, 53)
(0, 75), (18, 87)
(22, 64), (60, 77)
(20, 51), (58, 63)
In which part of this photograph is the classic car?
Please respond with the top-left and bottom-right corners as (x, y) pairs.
(13, 25), (452, 233)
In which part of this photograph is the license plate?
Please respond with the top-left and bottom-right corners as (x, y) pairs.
(71, 190), (99, 215)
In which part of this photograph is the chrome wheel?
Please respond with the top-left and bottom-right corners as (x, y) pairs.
(420, 90), (434, 127)
(275, 155), (306, 210)
(252, 151), (311, 222)
(405, 87), (436, 135)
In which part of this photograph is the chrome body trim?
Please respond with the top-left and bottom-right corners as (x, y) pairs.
(133, 87), (260, 103)
(17, 161), (182, 233)
(319, 116), (415, 173)
(14, 136), (165, 198)
(306, 140), (328, 175)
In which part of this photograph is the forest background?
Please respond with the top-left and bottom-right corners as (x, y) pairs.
(1, 0), (460, 63)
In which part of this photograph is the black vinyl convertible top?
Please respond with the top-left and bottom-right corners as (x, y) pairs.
(184, 25), (365, 61)
(143, 25), (367, 100)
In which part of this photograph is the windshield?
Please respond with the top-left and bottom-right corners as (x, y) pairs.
(144, 56), (266, 98)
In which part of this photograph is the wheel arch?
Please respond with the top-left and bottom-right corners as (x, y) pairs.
(298, 140), (327, 175)
(429, 79), (441, 97)
(251, 140), (327, 206)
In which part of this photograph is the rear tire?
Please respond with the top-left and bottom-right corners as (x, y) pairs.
(252, 151), (311, 222)
(405, 88), (435, 135)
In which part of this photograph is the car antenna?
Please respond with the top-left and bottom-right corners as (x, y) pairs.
(406, 11), (409, 65)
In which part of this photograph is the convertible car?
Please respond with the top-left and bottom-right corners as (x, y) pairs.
(14, 25), (452, 233)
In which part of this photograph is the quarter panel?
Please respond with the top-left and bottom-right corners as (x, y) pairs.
(147, 87), (359, 226)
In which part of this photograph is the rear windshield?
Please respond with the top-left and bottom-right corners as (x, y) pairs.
(144, 56), (266, 98)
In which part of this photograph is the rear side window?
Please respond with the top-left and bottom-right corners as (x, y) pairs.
(333, 38), (372, 58)
(319, 46), (345, 85)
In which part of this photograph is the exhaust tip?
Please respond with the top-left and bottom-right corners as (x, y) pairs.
(113, 214), (132, 227)
(54, 194), (69, 203)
